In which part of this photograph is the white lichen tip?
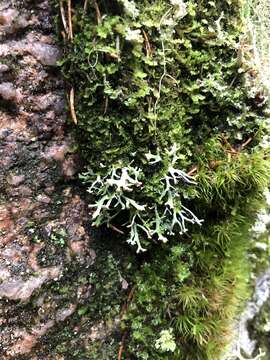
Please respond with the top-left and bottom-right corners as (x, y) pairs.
(145, 151), (162, 164)
(106, 166), (142, 192)
(169, 0), (188, 20)
(118, 0), (139, 18)
(125, 28), (143, 43)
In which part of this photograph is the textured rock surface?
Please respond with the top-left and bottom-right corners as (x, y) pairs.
(248, 276), (270, 359)
(0, 0), (100, 358)
(221, 269), (270, 360)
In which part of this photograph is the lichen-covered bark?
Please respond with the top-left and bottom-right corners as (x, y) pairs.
(0, 1), (116, 358)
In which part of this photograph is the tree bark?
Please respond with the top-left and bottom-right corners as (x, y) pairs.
(0, 1), (99, 358)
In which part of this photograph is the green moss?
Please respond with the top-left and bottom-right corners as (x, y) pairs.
(58, 0), (270, 358)
(60, 0), (269, 251)
(124, 210), (254, 359)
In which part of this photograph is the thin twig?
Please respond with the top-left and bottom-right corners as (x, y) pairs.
(225, 150), (239, 155)
(59, 0), (68, 35)
(187, 166), (198, 176)
(221, 134), (238, 154)
(109, 224), (125, 235)
(103, 97), (109, 114)
(154, 37), (166, 115)
(241, 136), (252, 149)
(61, 30), (66, 41)
(153, 9), (172, 117)
(118, 286), (136, 360)
(120, 286), (136, 320)
(118, 331), (127, 360)
(67, 0), (73, 40)
(83, 0), (88, 14)
(127, 286), (136, 303)
(69, 88), (78, 125)
(116, 35), (121, 62)
(142, 29), (152, 57)
(224, 136), (252, 155)
(93, 0), (102, 24)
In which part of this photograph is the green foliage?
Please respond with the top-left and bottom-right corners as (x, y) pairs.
(124, 210), (256, 359)
(155, 329), (177, 353)
(61, 0), (269, 252)
(59, 0), (270, 358)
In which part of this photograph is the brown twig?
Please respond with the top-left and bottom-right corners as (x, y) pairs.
(69, 88), (78, 125)
(240, 136), (252, 149)
(221, 134), (237, 154)
(224, 136), (253, 155)
(83, 0), (88, 14)
(120, 286), (136, 320)
(118, 286), (136, 360)
(127, 285), (136, 303)
(103, 96), (109, 114)
(187, 166), (198, 176)
(142, 29), (152, 57)
(225, 150), (239, 155)
(109, 224), (125, 235)
(67, 0), (73, 40)
(118, 331), (128, 360)
(59, 0), (68, 35)
(61, 30), (67, 41)
(93, 0), (102, 24)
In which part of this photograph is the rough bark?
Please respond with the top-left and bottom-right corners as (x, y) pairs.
(0, 1), (99, 358)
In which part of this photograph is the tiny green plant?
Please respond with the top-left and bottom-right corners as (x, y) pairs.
(155, 329), (177, 353)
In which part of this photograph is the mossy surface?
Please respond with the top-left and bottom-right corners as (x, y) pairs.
(16, 230), (138, 359)
(58, 0), (270, 359)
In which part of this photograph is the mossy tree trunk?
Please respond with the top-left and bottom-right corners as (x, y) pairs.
(59, 0), (270, 359)
(0, 1), (129, 358)
(1, 0), (269, 359)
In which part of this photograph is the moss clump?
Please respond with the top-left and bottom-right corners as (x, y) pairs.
(61, 0), (269, 252)
(125, 211), (255, 359)
(59, 0), (270, 358)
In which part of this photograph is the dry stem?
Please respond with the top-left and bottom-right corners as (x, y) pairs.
(69, 88), (78, 125)
(118, 331), (128, 360)
(109, 224), (125, 235)
(59, 0), (68, 35)
(67, 0), (73, 40)
(240, 136), (252, 149)
(93, 0), (102, 24)
(117, 286), (136, 359)
(142, 29), (152, 57)
(187, 166), (198, 176)
(83, 0), (88, 14)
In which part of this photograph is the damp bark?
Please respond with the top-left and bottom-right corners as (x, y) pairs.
(0, 1), (133, 359)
